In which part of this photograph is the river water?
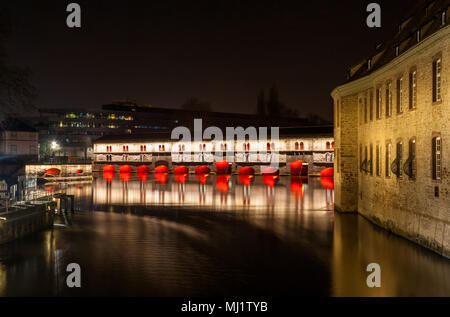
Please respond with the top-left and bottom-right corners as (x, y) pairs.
(0, 174), (449, 296)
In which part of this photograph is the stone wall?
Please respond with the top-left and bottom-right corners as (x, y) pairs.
(332, 25), (450, 257)
(0, 204), (55, 245)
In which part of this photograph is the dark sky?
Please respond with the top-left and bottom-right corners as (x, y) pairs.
(3, 0), (416, 121)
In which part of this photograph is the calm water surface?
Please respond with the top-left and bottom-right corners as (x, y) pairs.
(0, 173), (449, 296)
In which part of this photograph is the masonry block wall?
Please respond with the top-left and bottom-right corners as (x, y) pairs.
(332, 25), (450, 257)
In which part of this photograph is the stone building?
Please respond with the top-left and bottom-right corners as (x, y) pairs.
(331, 0), (449, 257)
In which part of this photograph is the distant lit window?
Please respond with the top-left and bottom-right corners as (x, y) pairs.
(295, 142), (299, 150)
(442, 11), (447, 26)
(300, 142), (304, 150)
(326, 142), (331, 150)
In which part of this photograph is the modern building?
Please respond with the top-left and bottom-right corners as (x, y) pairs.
(32, 102), (325, 162)
(331, 0), (449, 257)
(92, 126), (334, 175)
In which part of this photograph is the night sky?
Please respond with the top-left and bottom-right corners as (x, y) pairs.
(3, 0), (416, 121)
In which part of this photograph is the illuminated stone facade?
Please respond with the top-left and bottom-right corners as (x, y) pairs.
(332, 3), (450, 257)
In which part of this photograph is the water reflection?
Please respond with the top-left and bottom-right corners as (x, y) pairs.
(90, 172), (331, 213)
(0, 173), (448, 297)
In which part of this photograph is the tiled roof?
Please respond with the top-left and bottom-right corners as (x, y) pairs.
(346, 0), (450, 82)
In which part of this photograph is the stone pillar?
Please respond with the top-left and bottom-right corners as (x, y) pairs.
(334, 94), (359, 213)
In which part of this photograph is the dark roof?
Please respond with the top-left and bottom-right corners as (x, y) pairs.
(94, 133), (172, 143)
(93, 125), (333, 143)
(0, 118), (37, 132)
(345, 0), (450, 83)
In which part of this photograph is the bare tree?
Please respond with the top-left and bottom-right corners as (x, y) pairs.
(0, 9), (36, 121)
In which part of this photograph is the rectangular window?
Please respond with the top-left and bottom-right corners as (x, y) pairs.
(409, 71), (417, 109)
(386, 143), (391, 177)
(397, 142), (403, 177)
(433, 59), (442, 102)
(9, 144), (17, 154)
(365, 146), (368, 174)
(376, 145), (381, 176)
(369, 91), (373, 121)
(397, 77), (403, 113)
(376, 87), (382, 119)
(370, 144), (373, 175)
(386, 83), (392, 116)
(409, 139), (416, 179)
(364, 98), (368, 123)
(433, 137), (442, 180)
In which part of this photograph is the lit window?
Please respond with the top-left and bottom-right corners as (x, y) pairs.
(386, 82), (392, 116)
(397, 77), (403, 113)
(410, 71), (417, 109)
(433, 137), (441, 180)
(433, 59), (442, 102)
(376, 87), (382, 119)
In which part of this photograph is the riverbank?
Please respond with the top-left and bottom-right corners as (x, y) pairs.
(0, 202), (55, 245)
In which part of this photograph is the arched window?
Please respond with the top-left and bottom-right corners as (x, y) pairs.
(203, 144), (206, 151)
(332, 142), (335, 149)
(140, 145), (143, 152)
(300, 142), (304, 150)
(295, 142), (299, 150)
(224, 144), (227, 151)
(162, 145), (165, 151)
(158, 145), (161, 151)
(144, 145), (146, 152)
(267, 142), (271, 151)
(326, 142), (331, 150)
(247, 143), (250, 151)
(123, 145), (126, 152)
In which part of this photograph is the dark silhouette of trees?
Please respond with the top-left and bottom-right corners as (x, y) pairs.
(257, 83), (299, 118)
(256, 89), (266, 116)
(0, 9), (36, 121)
(181, 97), (212, 112)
